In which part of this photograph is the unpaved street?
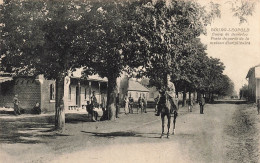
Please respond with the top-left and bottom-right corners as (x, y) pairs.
(1, 102), (260, 163)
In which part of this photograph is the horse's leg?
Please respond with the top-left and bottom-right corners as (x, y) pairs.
(160, 114), (165, 138)
(167, 115), (171, 138)
(172, 111), (177, 135)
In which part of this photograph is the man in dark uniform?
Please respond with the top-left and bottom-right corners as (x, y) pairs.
(142, 94), (147, 113)
(116, 93), (120, 118)
(128, 94), (134, 114)
(199, 96), (205, 114)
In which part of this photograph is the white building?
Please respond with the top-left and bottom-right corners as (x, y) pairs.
(246, 64), (260, 102)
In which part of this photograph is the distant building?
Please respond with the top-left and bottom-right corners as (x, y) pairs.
(127, 78), (150, 102)
(246, 64), (260, 102)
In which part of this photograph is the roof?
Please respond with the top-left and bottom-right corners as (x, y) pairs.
(87, 74), (108, 82)
(0, 76), (13, 83)
(246, 64), (260, 78)
(128, 79), (149, 92)
(71, 74), (108, 82)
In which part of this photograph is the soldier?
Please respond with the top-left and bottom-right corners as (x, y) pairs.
(13, 94), (21, 115)
(116, 93), (120, 118)
(188, 98), (194, 112)
(142, 94), (147, 113)
(199, 96), (205, 114)
(128, 94), (134, 114)
(90, 91), (97, 108)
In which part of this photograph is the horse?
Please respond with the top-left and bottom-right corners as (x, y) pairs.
(159, 93), (179, 138)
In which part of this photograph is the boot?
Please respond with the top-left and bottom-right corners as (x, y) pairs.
(155, 109), (160, 116)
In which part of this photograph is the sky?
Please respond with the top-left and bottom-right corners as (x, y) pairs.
(199, 0), (260, 94)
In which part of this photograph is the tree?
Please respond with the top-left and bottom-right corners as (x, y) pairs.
(129, 0), (221, 94)
(80, 1), (138, 120)
(239, 84), (249, 100)
(1, 0), (91, 131)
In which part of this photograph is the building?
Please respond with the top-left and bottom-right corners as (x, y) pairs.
(0, 74), (108, 113)
(0, 74), (55, 112)
(66, 75), (107, 111)
(246, 64), (260, 102)
(127, 78), (150, 102)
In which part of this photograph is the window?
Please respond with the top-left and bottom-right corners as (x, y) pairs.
(50, 84), (55, 100)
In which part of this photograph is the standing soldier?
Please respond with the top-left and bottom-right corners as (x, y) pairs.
(138, 96), (143, 114)
(143, 94), (147, 113)
(188, 98), (194, 112)
(154, 95), (159, 113)
(199, 96), (205, 114)
(116, 93), (120, 118)
(13, 94), (21, 115)
(91, 91), (97, 108)
(128, 94), (134, 114)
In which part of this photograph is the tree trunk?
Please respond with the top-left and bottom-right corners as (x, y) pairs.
(55, 75), (66, 132)
(189, 91), (191, 101)
(107, 76), (117, 120)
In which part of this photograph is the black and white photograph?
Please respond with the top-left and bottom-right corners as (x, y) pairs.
(0, 0), (260, 162)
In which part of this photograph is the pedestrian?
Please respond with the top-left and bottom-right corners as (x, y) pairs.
(199, 96), (205, 114)
(257, 99), (260, 115)
(91, 91), (98, 108)
(124, 94), (129, 114)
(128, 94), (134, 114)
(86, 101), (97, 122)
(142, 94), (147, 113)
(116, 93), (120, 118)
(32, 102), (41, 114)
(13, 94), (21, 115)
(154, 95), (159, 113)
(138, 96), (143, 114)
(188, 98), (193, 112)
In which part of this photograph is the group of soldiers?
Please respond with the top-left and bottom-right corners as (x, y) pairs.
(115, 93), (147, 118)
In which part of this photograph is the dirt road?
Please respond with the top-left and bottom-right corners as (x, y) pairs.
(1, 103), (260, 163)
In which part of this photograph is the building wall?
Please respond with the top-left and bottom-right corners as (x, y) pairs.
(14, 77), (41, 111)
(147, 86), (159, 102)
(0, 80), (15, 108)
(39, 75), (56, 113)
(67, 81), (107, 111)
(256, 79), (260, 101)
(248, 69), (256, 102)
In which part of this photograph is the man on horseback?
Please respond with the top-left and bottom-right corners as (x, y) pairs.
(155, 76), (179, 138)
(155, 76), (177, 116)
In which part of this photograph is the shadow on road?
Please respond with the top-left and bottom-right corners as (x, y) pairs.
(81, 131), (161, 139)
(0, 113), (92, 144)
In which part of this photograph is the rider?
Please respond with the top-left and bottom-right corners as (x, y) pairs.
(155, 75), (176, 116)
